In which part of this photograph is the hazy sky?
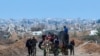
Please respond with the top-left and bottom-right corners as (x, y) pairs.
(0, 0), (100, 19)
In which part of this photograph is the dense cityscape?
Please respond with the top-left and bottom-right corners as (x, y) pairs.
(0, 18), (100, 38)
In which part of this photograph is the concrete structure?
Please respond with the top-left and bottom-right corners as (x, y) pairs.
(32, 31), (42, 35)
(89, 30), (98, 35)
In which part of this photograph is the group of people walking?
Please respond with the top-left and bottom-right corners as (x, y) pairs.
(26, 37), (37, 56)
(26, 26), (75, 56)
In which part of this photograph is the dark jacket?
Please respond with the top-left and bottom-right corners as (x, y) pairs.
(54, 39), (59, 47)
(31, 38), (37, 47)
(26, 38), (37, 48)
(70, 40), (75, 46)
(26, 39), (32, 47)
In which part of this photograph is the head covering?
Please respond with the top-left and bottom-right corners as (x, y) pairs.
(63, 26), (68, 33)
(63, 26), (66, 28)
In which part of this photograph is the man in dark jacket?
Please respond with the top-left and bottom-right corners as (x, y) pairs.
(31, 37), (37, 47)
(26, 38), (33, 56)
(26, 37), (37, 56)
(53, 35), (59, 47)
(53, 35), (59, 55)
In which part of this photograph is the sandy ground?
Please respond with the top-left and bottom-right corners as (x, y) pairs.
(0, 38), (100, 56)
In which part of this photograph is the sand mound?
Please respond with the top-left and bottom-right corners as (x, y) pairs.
(9, 31), (18, 41)
(0, 38), (27, 56)
(81, 43), (100, 53)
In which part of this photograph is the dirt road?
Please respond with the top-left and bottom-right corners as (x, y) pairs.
(0, 39), (100, 56)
